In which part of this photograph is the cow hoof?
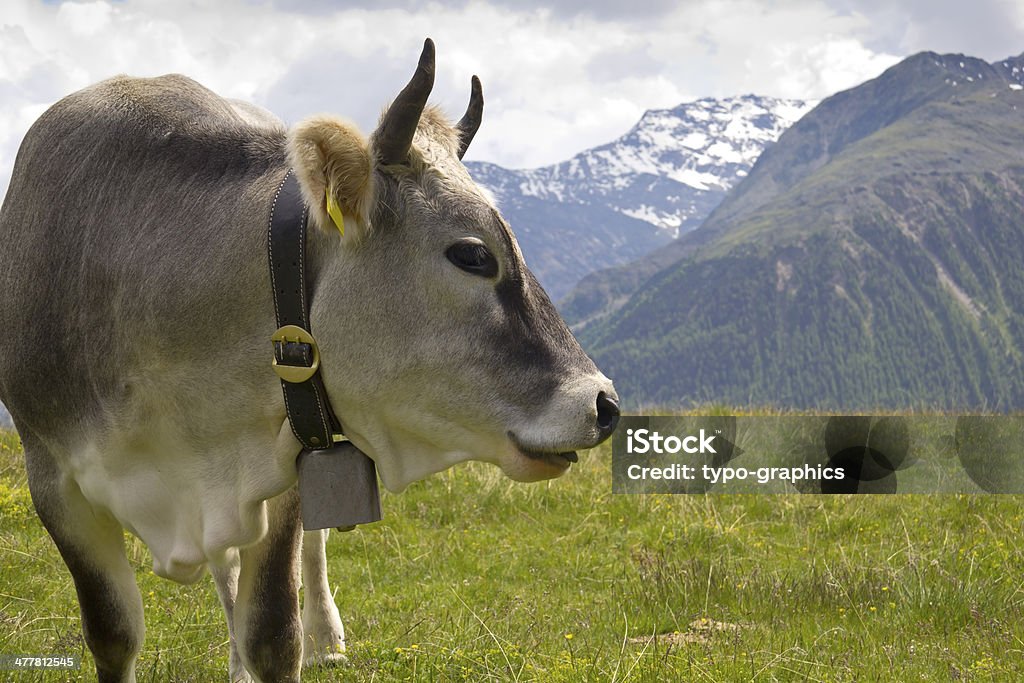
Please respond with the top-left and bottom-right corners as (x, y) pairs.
(230, 668), (256, 683)
(303, 647), (349, 668)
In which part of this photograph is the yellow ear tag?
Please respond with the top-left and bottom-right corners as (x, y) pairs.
(325, 185), (345, 236)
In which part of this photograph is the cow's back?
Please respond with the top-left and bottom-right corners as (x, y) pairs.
(0, 74), (289, 437)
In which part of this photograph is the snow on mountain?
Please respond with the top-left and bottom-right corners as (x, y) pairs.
(466, 94), (815, 300)
(473, 95), (813, 233)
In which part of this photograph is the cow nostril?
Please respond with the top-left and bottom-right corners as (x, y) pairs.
(596, 391), (620, 433)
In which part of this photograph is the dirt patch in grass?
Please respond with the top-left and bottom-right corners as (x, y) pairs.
(628, 617), (747, 646)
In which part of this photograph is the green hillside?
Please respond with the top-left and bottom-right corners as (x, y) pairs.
(579, 52), (1024, 410)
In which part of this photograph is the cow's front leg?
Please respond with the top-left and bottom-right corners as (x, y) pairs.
(233, 487), (303, 683)
(301, 529), (347, 666)
(211, 558), (253, 683)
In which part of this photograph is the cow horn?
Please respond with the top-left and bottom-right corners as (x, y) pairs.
(456, 75), (483, 159)
(376, 38), (436, 165)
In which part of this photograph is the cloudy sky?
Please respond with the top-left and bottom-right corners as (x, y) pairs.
(1, 0), (1022, 196)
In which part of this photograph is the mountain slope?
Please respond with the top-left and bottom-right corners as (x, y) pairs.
(561, 52), (1024, 327)
(467, 95), (812, 300)
(577, 51), (1024, 410)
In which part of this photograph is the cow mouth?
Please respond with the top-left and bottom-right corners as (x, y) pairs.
(508, 433), (578, 469)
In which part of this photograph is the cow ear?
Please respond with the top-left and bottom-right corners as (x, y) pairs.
(288, 115), (374, 242)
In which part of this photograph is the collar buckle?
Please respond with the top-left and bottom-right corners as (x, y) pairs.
(271, 324), (320, 383)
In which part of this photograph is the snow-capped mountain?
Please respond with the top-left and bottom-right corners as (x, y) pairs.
(467, 95), (815, 300)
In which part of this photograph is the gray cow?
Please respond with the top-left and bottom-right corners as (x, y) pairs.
(0, 39), (618, 682)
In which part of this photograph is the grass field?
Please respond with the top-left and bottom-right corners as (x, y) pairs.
(2, 424), (1024, 682)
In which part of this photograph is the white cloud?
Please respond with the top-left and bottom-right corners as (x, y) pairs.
(57, 1), (113, 36)
(763, 37), (902, 98)
(642, 0), (902, 100)
(826, 0), (1024, 63)
(0, 0), (1011, 198)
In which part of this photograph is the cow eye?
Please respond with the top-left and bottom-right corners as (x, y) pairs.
(446, 240), (498, 278)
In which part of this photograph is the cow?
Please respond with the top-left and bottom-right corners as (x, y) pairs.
(0, 39), (619, 683)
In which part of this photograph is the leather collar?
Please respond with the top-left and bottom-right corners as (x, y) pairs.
(267, 169), (343, 450)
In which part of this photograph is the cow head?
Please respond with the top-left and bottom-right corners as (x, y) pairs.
(287, 39), (618, 492)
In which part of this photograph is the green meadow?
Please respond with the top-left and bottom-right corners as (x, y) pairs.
(2, 422), (1023, 682)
